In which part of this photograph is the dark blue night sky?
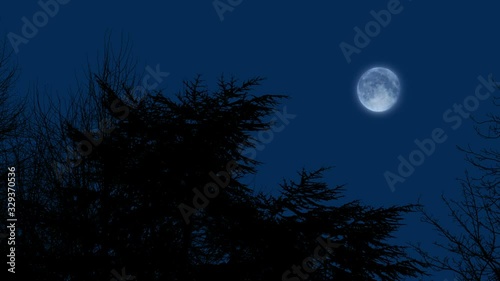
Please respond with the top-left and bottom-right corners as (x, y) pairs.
(3, 1), (500, 279)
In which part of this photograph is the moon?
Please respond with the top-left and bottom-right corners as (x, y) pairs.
(356, 67), (400, 112)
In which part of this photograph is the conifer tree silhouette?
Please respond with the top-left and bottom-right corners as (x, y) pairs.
(10, 39), (427, 280)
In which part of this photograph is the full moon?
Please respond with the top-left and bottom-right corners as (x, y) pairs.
(356, 67), (400, 112)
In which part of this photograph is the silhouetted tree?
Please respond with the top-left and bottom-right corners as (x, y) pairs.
(197, 167), (427, 280)
(16, 37), (428, 280)
(0, 39), (25, 164)
(0, 39), (26, 261)
(415, 88), (500, 281)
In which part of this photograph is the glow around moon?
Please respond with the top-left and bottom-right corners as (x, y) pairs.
(356, 67), (400, 112)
